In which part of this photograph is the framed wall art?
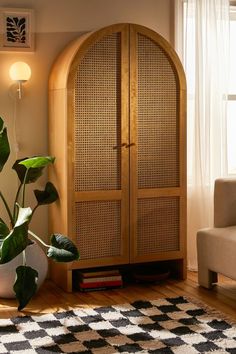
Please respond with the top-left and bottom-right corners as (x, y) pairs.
(0, 8), (35, 52)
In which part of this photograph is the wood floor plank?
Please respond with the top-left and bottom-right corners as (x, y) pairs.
(1, 271), (236, 320)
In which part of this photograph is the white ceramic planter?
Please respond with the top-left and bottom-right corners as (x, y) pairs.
(0, 241), (48, 298)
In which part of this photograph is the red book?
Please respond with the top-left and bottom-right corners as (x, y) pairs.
(79, 280), (122, 289)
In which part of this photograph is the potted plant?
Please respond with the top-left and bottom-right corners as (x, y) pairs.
(0, 117), (79, 310)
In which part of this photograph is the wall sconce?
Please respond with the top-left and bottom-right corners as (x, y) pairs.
(9, 61), (31, 99)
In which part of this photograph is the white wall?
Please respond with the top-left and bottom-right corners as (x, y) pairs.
(0, 0), (173, 241)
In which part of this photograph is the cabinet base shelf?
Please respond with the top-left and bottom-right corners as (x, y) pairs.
(50, 259), (186, 292)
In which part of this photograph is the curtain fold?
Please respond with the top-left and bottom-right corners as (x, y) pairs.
(184, 0), (230, 270)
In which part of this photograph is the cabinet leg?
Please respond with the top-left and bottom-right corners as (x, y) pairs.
(50, 262), (73, 292)
(171, 259), (187, 280)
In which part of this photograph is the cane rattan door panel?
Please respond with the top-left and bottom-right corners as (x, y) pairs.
(75, 201), (122, 260)
(74, 33), (122, 192)
(136, 33), (179, 189)
(136, 197), (180, 257)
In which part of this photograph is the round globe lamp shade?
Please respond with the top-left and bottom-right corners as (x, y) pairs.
(9, 62), (31, 83)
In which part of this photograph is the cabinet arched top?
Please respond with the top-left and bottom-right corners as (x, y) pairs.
(49, 23), (186, 92)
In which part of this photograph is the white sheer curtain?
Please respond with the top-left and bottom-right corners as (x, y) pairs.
(184, 0), (230, 270)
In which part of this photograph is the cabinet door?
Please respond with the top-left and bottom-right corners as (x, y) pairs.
(129, 25), (186, 263)
(69, 25), (130, 268)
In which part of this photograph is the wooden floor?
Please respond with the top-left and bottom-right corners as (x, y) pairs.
(1, 271), (236, 320)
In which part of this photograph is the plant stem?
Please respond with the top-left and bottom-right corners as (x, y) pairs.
(28, 229), (50, 248)
(13, 183), (22, 224)
(22, 249), (26, 266)
(0, 191), (14, 226)
(22, 169), (29, 207)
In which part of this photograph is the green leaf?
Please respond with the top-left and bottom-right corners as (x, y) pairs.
(0, 207), (32, 264)
(34, 182), (59, 205)
(0, 219), (10, 239)
(13, 265), (38, 311)
(15, 207), (32, 227)
(12, 158), (44, 184)
(19, 156), (55, 169)
(47, 234), (79, 262)
(0, 117), (10, 172)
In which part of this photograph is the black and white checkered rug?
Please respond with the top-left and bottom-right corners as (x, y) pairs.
(1, 296), (236, 353)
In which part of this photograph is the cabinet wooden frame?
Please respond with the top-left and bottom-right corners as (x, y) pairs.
(49, 23), (187, 292)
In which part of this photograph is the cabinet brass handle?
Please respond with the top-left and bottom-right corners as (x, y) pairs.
(126, 143), (135, 148)
(113, 143), (127, 149)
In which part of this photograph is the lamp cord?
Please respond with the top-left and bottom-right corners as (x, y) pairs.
(12, 93), (19, 160)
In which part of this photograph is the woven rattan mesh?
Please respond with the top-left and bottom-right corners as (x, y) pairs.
(137, 197), (180, 255)
(74, 33), (121, 191)
(137, 34), (179, 189)
(75, 200), (121, 260)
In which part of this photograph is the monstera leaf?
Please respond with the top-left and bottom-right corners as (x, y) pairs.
(34, 182), (59, 205)
(0, 207), (31, 264)
(0, 117), (10, 172)
(13, 156), (55, 184)
(14, 265), (38, 311)
(19, 156), (55, 169)
(12, 159), (44, 184)
(47, 234), (79, 262)
(0, 219), (10, 239)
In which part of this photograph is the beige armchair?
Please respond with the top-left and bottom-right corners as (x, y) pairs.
(197, 178), (236, 288)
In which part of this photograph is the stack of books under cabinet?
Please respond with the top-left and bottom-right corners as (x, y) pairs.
(77, 269), (123, 292)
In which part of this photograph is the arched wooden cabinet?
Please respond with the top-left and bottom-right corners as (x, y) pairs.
(49, 23), (186, 292)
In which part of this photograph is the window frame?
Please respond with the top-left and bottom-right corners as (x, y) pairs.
(227, 4), (236, 174)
